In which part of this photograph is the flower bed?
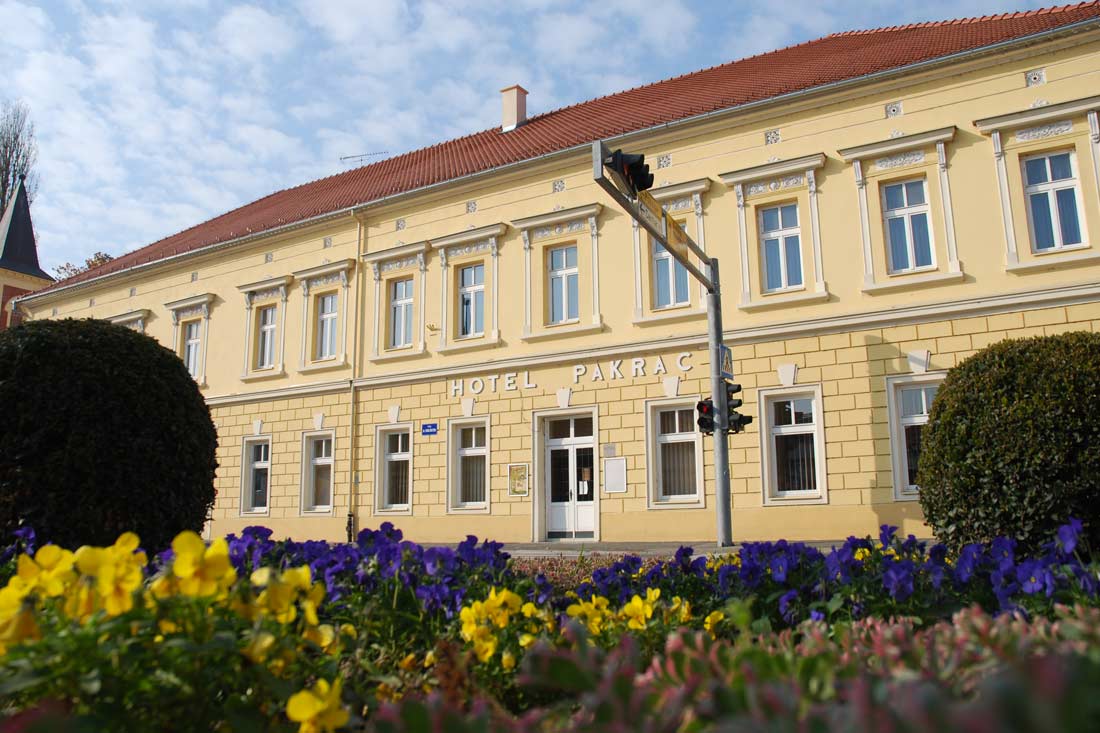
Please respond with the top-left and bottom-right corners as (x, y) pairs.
(0, 521), (1097, 732)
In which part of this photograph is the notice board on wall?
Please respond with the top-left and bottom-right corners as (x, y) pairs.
(603, 457), (627, 493)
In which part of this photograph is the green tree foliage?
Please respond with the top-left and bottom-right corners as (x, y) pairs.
(0, 318), (217, 549)
(917, 331), (1100, 552)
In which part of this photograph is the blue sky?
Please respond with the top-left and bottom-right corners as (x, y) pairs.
(2, 0), (1058, 274)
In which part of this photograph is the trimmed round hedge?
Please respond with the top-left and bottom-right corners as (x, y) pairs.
(917, 330), (1100, 553)
(0, 318), (217, 549)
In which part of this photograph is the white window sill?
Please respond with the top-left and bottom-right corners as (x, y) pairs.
(763, 492), (827, 507)
(893, 491), (920, 503)
(740, 289), (830, 311)
(437, 334), (502, 354)
(521, 320), (604, 342)
(299, 359), (348, 374)
(301, 508), (333, 516)
(861, 269), (964, 294)
(240, 369), (286, 382)
(375, 506), (412, 515)
(1008, 249), (1100, 273)
(633, 308), (706, 325)
(447, 504), (490, 515)
(369, 345), (427, 363)
(240, 509), (270, 518)
(649, 496), (705, 509)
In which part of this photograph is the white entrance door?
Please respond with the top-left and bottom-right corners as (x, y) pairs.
(545, 416), (595, 539)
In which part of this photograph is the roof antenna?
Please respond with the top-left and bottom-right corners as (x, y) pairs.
(339, 152), (389, 165)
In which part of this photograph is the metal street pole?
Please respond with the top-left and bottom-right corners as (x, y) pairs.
(705, 259), (733, 547)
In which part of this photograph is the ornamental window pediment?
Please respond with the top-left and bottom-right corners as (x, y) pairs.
(428, 223), (506, 353)
(362, 242), (428, 361)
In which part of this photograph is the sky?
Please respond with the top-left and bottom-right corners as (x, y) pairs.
(1, 0), (1061, 274)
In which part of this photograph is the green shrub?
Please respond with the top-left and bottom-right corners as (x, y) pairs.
(0, 318), (217, 549)
(917, 331), (1100, 553)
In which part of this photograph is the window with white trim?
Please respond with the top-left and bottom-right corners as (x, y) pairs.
(303, 433), (334, 512)
(759, 202), (803, 292)
(242, 438), (270, 513)
(380, 428), (411, 510)
(389, 279), (414, 348)
(1023, 151), (1085, 252)
(256, 305), (277, 369)
(449, 419), (489, 509)
(887, 375), (943, 500)
(760, 386), (826, 503)
(315, 292), (338, 360)
(653, 230), (690, 308)
(458, 263), (485, 337)
(649, 403), (702, 504)
(182, 320), (202, 378)
(882, 178), (934, 273)
(547, 245), (578, 324)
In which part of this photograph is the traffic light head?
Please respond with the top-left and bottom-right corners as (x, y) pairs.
(723, 381), (753, 434)
(696, 398), (715, 435)
(605, 149), (654, 197)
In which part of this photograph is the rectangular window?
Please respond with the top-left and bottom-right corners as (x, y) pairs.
(381, 429), (411, 510)
(760, 386), (826, 503)
(450, 419), (489, 509)
(888, 376), (942, 499)
(1024, 151), (1085, 252)
(256, 305), (277, 369)
(182, 320), (202, 378)
(389, 279), (414, 348)
(653, 230), (690, 308)
(315, 293), (338, 359)
(654, 406), (700, 502)
(458, 264), (485, 337)
(759, 203), (803, 292)
(882, 179), (934, 273)
(242, 439), (270, 513)
(304, 434), (333, 511)
(548, 245), (579, 324)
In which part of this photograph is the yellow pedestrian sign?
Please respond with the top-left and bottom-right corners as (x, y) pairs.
(720, 344), (734, 380)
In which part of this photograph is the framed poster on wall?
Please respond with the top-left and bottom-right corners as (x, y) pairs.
(507, 463), (530, 496)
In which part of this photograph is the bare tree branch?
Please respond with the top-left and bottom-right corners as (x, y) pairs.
(0, 99), (39, 213)
(53, 251), (115, 280)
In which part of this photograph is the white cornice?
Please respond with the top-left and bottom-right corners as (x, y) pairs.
(974, 93), (1100, 133)
(428, 223), (507, 250)
(164, 292), (215, 311)
(511, 203), (602, 231)
(205, 379), (351, 407)
(649, 178), (712, 201)
(108, 308), (150, 324)
(719, 154), (826, 185)
(837, 127), (956, 162)
(361, 241), (428, 264)
(236, 275), (292, 294)
(291, 258), (355, 280)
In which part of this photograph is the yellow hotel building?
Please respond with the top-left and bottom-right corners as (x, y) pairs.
(15, 4), (1100, 544)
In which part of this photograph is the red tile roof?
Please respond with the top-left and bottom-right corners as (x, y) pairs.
(40, 2), (1100, 295)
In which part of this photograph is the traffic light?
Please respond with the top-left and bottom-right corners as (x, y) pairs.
(696, 398), (715, 435)
(604, 149), (654, 196)
(724, 381), (753, 434)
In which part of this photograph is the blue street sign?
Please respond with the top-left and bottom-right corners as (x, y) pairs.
(720, 344), (734, 380)
(421, 423), (438, 436)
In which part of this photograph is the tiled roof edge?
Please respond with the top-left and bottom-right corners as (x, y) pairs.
(827, 1), (1098, 37)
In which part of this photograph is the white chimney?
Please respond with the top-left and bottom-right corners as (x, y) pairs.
(500, 85), (528, 132)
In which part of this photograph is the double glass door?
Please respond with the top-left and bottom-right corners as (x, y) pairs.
(545, 416), (595, 539)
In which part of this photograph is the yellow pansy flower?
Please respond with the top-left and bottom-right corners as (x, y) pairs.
(72, 533), (147, 617)
(17, 545), (76, 598)
(501, 651), (516, 671)
(0, 580), (39, 655)
(704, 610), (724, 638)
(243, 631), (276, 663)
(286, 678), (349, 733)
(171, 532), (237, 598)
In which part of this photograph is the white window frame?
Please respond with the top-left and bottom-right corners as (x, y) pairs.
(241, 436), (271, 515)
(375, 423), (413, 514)
(757, 202), (804, 293)
(645, 397), (704, 509)
(759, 384), (828, 506)
(547, 245), (579, 325)
(886, 372), (945, 501)
(389, 278), (414, 349)
(881, 177), (936, 275)
(182, 319), (202, 378)
(457, 263), (485, 338)
(446, 416), (491, 513)
(315, 291), (338, 360)
(256, 304), (278, 369)
(1022, 149), (1088, 254)
(301, 430), (335, 514)
(652, 232), (691, 309)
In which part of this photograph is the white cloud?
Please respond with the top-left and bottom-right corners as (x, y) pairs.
(214, 5), (298, 60)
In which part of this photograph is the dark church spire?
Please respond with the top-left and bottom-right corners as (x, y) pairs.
(0, 175), (52, 282)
